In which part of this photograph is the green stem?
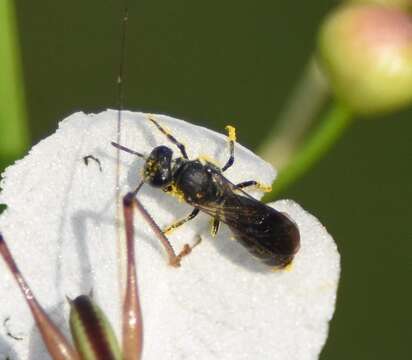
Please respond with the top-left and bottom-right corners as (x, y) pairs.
(0, 0), (29, 165)
(258, 57), (329, 169)
(264, 101), (353, 202)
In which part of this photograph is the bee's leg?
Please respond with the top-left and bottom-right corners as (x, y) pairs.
(235, 180), (272, 192)
(163, 208), (200, 235)
(126, 186), (200, 266)
(148, 114), (189, 159)
(210, 218), (220, 237)
(222, 125), (236, 172)
(175, 235), (202, 264)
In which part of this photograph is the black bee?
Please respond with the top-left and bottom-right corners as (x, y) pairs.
(112, 115), (300, 268)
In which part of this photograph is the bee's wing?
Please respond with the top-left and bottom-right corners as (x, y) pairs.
(195, 191), (267, 226)
(196, 178), (300, 266)
(218, 172), (265, 202)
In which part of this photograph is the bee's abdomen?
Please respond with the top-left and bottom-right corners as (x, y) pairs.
(230, 220), (300, 267)
(224, 196), (300, 268)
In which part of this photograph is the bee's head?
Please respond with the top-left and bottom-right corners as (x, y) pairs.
(143, 146), (173, 187)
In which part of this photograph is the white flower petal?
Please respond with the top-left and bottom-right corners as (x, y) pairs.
(0, 111), (339, 360)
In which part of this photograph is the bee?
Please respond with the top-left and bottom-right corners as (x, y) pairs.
(112, 115), (300, 268)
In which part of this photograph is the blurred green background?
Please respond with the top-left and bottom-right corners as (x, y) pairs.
(6, 0), (412, 358)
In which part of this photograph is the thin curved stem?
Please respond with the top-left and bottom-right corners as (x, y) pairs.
(258, 57), (329, 169)
(264, 101), (353, 202)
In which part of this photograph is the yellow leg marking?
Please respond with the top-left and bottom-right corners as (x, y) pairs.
(163, 216), (189, 235)
(163, 208), (200, 235)
(255, 183), (272, 193)
(210, 218), (220, 238)
(225, 125), (237, 142)
(235, 182), (272, 193)
(163, 223), (179, 236)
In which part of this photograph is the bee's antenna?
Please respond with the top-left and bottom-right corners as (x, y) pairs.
(111, 141), (145, 158)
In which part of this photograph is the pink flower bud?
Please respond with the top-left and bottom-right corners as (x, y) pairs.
(350, 0), (412, 11)
(318, 4), (412, 115)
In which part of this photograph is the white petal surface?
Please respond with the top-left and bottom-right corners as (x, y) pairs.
(0, 111), (339, 360)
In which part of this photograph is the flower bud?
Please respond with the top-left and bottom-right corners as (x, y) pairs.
(318, 4), (412, 115)
(350, 0), (412, 11)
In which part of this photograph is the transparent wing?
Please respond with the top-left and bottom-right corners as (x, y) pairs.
(195, 191), (269, 226)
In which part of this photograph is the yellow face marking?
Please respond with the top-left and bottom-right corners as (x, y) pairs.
(225, 125), (237, 142)
(143, 159), (157, 179)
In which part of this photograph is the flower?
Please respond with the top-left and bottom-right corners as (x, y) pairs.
(0, 111), (340, 359)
